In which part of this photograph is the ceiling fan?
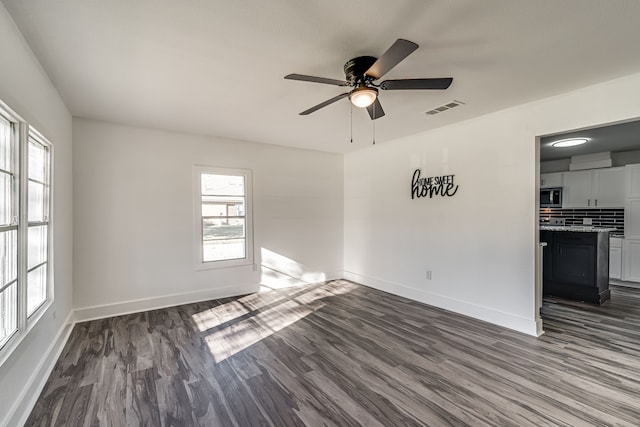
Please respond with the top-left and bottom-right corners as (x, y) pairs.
(284, 39), (453, 120)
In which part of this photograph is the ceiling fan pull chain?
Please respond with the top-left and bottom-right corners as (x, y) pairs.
(350, 103), (353, 143)
(372, 103), (376, 145)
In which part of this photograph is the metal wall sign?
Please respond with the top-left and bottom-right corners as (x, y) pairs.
(411, 169), (459, 199)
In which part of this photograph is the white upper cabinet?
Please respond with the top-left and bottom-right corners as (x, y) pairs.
(626, 199), (640, 239)
(540, 172), (563, 188)
(627, 163), (640, 198)
(562, 170), (594, 208)
(593, 167), (626, 207)
(562, 167), (625, 208)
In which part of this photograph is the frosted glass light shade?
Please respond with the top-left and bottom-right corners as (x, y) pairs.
(349, 87), (377, 108)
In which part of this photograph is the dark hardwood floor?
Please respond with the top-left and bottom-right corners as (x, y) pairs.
(26, 280), (640, 426)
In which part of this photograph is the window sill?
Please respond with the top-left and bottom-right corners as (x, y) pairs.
(195, 258), (255, 271)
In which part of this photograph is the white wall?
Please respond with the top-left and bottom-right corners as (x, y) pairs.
(73, 119), (343, 318)
(612, 149), (640, 166)
(344, 72), (640, 336)
(540, 158), (571, 173)
(0, 4), (74, 426)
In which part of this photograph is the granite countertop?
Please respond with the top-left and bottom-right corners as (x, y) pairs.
(540, 225), (617, 233)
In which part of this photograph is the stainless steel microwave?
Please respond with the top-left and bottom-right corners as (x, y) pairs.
(540, 187), (562, 207)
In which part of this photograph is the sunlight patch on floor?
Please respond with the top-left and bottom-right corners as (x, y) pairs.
(203, 296), (318, 363)
(192, 300), (250, 332)
(193, 274), (359, 363)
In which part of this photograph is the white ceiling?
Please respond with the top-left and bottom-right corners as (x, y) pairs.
(4, 0), (640, 153)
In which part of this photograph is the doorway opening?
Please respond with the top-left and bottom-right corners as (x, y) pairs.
(536, 118), (640, 332)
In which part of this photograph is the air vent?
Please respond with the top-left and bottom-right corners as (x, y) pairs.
(425, 100), (465, 115)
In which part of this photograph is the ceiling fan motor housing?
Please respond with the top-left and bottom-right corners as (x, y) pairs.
(343, 56), (377, 84)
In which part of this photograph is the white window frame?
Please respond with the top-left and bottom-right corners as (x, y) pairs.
(193, 165), (253, 270)
(0, 100), (53, 366)
(26, 128), (52, 317)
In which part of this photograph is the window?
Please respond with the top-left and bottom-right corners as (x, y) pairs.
(0, 101), (52, 355)
(0, 112), (18, 348)
(193, 166), (253, 269)
(27, 134), (51, 315)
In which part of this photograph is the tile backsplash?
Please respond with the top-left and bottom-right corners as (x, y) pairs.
(540, 208), (624, 232)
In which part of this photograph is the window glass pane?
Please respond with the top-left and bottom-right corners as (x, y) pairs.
(0, 115), (11, 172)
(27, 264), (47, 316)
(203, 218), (245, 240)
(202, 199), (245, 217)
(203, 239), (245, 262)
(28, 139), (46, 183)
(201, 174), (244, 196)
(28, 225), (47, 270)
(0, 283), (18, 346)
(28, 181), (45, 222)
(0, 230), (17, 287)
(0, 172), (12, 226)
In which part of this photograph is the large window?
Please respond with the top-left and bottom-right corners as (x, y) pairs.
(193, 166), (253, 269)
(27, 134), (51, 315)
(0, 102), (52, 355)
(0, 112), (18, 348)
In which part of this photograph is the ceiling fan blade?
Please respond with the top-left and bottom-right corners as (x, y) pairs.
(365, 39), (419, 80)
(300, 93), (349, 115)
(366, 98), (385, 120)
(380, 78), (453, 90)
(285, 73), (349, 86)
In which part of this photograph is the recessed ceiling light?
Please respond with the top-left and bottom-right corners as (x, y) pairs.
(551, 138), (588, 148)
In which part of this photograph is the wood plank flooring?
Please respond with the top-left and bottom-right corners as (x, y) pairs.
(26, 280), (640, 426)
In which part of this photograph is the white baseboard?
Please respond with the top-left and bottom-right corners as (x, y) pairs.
(343, 271), (540, 337)
(74, 283), (259, 323)
(324, 271), (344, 281)
(535, 319), (545, 337)
(4, 310), (75, 427)
(610, 278), (640, 289)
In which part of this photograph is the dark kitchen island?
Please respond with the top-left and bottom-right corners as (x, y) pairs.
(540, 226), (614, 304)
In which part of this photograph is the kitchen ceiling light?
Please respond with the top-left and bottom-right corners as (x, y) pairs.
(551, 138), (588, 148)
(349, 86), (378, 108)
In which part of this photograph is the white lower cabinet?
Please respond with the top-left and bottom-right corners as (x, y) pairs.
(610, 238), (622, 280)
(622, 239), (640, 282)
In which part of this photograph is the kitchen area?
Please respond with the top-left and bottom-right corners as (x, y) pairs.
(540, 120), (640, 305)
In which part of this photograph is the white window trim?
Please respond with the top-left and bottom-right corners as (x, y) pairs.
(192, 165), (254, 270)
(0, 100), (54, 367)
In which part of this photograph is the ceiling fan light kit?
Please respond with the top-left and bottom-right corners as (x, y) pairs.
(349, 86), (378, 108)
(284, 38), (453, 121)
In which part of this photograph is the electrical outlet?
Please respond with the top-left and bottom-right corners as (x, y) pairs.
(426, 270), (432, 280)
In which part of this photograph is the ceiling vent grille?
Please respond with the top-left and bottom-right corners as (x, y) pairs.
(425, 100), (465, 115)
